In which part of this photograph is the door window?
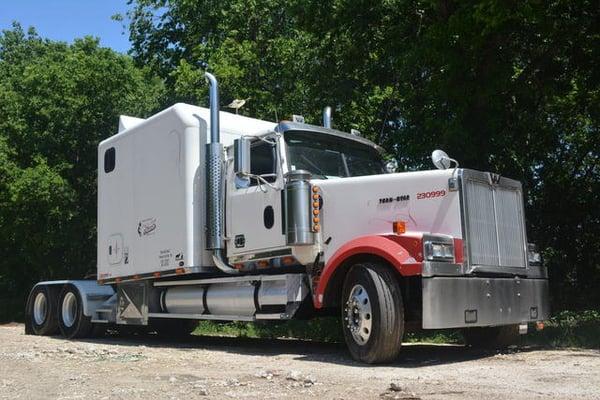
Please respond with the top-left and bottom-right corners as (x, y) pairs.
(249, 140), (277, 185)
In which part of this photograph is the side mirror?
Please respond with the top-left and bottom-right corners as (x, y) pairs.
(234, 137), (251, 176)
(431, 149), (452, 170)
(385, 159), (398, 173)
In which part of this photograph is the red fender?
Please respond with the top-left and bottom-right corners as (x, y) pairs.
(312, 235), (423, 309)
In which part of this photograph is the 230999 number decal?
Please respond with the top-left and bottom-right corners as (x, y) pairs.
(417, 190), (446, 200)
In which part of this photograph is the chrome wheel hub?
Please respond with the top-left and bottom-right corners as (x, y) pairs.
(33, 292), (47, 326)
(344, 284), (372, 345)
(62, 292), (77, 328)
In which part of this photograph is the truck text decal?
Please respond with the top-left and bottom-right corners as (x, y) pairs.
(416, 190), (446, 200)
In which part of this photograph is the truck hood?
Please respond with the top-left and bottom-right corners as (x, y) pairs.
(313, 169), (462, 262)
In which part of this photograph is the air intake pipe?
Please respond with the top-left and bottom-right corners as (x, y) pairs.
(204, 72), (239, 274)
(323, 106), (332, 129)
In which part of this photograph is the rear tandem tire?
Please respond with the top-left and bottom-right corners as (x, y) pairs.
(57, 285), (94, 339)
(341, 262), (404, 364)
(463, 325), (520, 349)
(26, 285), (59, 336)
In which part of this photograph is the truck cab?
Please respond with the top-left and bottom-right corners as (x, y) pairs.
(25, 73), (549, 364)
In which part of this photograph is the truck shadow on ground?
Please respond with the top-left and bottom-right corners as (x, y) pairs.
(62, 332), (532, 368)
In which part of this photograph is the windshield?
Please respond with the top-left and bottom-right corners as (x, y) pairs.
(284, 130), (386, 178)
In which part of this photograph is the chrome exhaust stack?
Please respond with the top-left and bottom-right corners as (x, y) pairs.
(204, 72), (238, 274)
(323, 106), (332, 129)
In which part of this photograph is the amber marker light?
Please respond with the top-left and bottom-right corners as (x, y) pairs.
(282, 256), (295, 266)
(536, 321), (545, 331)
(311, 186), (321, 232)
(393, 220), (406, 234)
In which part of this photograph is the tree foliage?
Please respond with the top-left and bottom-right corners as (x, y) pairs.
(128, 0), (599, 309)
(0, 0), (598, 321)
(0, 24), (164, 320)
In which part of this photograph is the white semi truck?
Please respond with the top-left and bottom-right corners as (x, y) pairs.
(25, 73), (549, 363)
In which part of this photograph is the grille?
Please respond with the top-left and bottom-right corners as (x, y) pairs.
(462, 175), (526, 268)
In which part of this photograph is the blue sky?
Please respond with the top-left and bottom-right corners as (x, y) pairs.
(0, 0), (132, 53)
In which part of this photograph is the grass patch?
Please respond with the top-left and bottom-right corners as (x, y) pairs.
(193, 311), (600, 349)
(193, 318), (344, 343)
(193, 318), (462, 345)
(526, 310), (600, 349)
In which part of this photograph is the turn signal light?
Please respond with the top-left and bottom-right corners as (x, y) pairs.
(536, 321), (545, 331)
(393, 220), (406, 234)
(282, 256), (295, 266)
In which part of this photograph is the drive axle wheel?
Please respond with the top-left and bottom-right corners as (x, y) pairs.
(341, 262), (404, 364)
(26, 285), (58, 336)
(58, 285), (93, 339)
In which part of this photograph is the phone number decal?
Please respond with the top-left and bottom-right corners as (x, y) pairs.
(416, 190), (446, 200)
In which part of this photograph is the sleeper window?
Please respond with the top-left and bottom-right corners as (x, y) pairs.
(104, 147), (116, 173)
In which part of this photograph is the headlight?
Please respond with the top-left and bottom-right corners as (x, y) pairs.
(528, 243), (542, 266)
(423, 235), (455, 262)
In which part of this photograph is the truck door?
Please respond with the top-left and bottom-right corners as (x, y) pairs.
(226, 137), (286, 257)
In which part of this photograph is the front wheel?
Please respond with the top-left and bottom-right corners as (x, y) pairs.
(341, 263), (404, 364)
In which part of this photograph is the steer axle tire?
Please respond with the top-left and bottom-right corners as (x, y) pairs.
(341, 262), (404, 364)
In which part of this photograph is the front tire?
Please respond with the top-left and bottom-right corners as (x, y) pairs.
(341, 263), (404, 364)
(26, 285), (59, 336)
(58, 285), (94, 338)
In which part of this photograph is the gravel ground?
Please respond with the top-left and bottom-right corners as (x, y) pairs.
(0, 323), (599, 400)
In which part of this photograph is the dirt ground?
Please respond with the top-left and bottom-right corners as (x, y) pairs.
(0, 324), (599, 400)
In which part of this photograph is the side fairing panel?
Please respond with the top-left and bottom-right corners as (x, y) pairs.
(97, 107), (208, 280)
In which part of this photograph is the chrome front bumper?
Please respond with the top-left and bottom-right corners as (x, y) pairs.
(421, 263), (550, 329)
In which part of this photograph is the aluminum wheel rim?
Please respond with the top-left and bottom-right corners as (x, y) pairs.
(344, 284), (372, 345)
(33, 292), (47, 326)
(62, 292), (78, 328)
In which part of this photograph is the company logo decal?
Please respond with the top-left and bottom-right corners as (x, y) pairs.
(137, 218), (157, 237)
(488, 172), (501, 185)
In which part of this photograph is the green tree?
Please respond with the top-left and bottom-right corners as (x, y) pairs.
(0, 23), (165, 321)
(127, 0), (599, 309)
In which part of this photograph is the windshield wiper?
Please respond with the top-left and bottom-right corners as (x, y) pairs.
(300, 155), (328, 179)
